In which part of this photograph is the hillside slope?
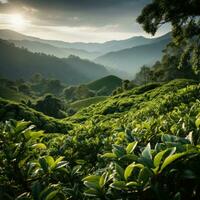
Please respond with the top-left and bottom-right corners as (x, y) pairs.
(0, 98), (72, 133)
(0, 40), (109, 84)
(87, 75), (122, 95)
(66, 79), (200, 144)
(11, 40), (100, 60)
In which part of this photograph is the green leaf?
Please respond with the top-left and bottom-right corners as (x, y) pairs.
(159, 152), (188, 173)
(30, 131), (44, 138)
(138, 167), (151, 185)
(112, 145), (126, 158)
(32, 143), (47, 150)
(110, 181), (127, 190)
(18, 156), (30, 168)
(195, 117), (200, 128)
(45, 190), (59, 200)
(161, 134), (178, 143)
(84, 181), (100, 190)
(101, 153), (117, 159)
(54, 156), (64, 165)
(84, 189), (99, 197)
(45, 156), (55, 168)
(124, 163), (134, 181)
(115, 163), (125, 180)
(124, 163), (144, 180)
(142, 143), (152, 160)
(83, 175), (100, 183)
(56, 161), (68, 169)
(126, 141), (138, 154)
(39, 158), (49, 173)
(126, 181), (139, 187)
(16, 121), (30, 133)
(174, 192), (181, 200)
(154, 147), (176, 167)
(99, 172), (108, 188)
(75, 159), (86, 165)
(31, 181), (42, 200)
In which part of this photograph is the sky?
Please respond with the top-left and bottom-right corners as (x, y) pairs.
(0, 0), (170, 42)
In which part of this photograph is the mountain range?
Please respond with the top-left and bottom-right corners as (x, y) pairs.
(95, 37), (170, 74)
(0, 29), (171, 78)
(0, 39), (109, 84)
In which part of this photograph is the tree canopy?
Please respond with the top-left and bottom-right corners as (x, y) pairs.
(137, 0), (200, 73)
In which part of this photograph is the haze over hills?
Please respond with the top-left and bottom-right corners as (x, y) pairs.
(0, 29), (171, 78)
(11, 40), (100, 60)
(95, 36), (171, 74)
(0, 39), (109, 84)
(0, 29), (170, 53)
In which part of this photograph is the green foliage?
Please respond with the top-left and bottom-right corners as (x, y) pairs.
(0, 120), (84, 200)
(63, 85), (95, 101)
(134, 65), (154, 85)
(1, 79), (200, 199)
(84, 134), (200, 199)
(33, 94), (67, 119)
(137, 0), (200, 74)
(0, 98), (72, 133)
(70, 96), (107, 111)
(87, 75), (123, 96)
(0, 85), (30, 102)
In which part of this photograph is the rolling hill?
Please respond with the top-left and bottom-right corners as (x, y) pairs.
(0, 40), (109, 84)
(95, 38), (170, 75)
(70, 96), (107, 111)
(87, 75), (122, 95)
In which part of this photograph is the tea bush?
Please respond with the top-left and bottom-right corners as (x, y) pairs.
(1, 79), (200, 199)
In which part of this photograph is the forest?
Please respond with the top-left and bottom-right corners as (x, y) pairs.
(0, 0), (200, 199)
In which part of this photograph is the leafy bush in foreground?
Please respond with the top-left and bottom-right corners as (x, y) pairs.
(0, 120), (84, 200)
(83, 133), (200, 199)
(1, 120), (200, 199)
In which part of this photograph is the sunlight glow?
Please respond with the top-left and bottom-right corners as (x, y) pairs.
(10, 14), (26, 28)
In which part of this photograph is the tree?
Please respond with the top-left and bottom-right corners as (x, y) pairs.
(46, 79), (63, 95)
(134, 65), (153, 85)
(34, 94), (66, 118)
(137, 0), (200, 74)
(18, 83), (31, 95)
(31, 73), (43, 83)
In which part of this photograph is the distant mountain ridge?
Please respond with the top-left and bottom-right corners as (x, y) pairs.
(0, 29), (170, 54)
(11, 40), (99, 60)
(0, 29), (171, 78)
(95, 37), (171, 75)
(0, 39), (109, 84)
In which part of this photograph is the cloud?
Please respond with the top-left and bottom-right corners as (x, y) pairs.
(0, 0), (8, 4)
(0, 0), (151, 27)
(0, 0), (170, 42)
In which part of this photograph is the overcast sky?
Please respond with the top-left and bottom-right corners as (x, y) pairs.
(0, 0), (170, 42)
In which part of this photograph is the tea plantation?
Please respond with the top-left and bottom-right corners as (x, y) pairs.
(1, 79), (200, 199)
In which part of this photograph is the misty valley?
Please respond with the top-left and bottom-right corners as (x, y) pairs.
(0, 0), (200, 199)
